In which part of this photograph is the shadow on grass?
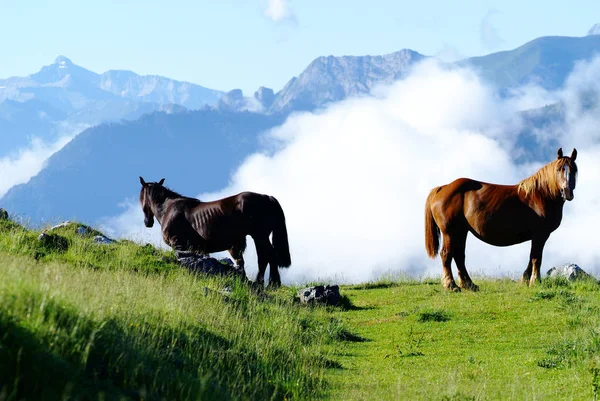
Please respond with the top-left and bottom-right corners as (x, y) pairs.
(336, 295), (376, 312)
(417, 309), (451, 323)
(346, 282), (402, 290)
(0, 296), (321, 401)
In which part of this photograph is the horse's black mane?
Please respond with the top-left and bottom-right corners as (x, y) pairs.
(146, 183), (199, 203)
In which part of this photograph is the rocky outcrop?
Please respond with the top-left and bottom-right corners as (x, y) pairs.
(546, 263), (593, 281)
(297, 285), (341, 305)
(254, 87), (275, 109)
(175, 251), (246, 277)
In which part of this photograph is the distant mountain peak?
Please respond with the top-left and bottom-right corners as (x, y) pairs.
(54, 55), (73, 66)
(587, 23), (600, 36)
(268, 48), (426, 113)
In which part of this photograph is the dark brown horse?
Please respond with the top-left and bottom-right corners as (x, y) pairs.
(424, 148), (578, 291)
(139, 177), (291, 286)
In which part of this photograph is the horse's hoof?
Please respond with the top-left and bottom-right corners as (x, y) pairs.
(444, 284), (461, 292)
(460, 282), (479, 292)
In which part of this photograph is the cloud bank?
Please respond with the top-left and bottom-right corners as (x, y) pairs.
(0, 134), (74, 198)
(107, 57), (600, 285)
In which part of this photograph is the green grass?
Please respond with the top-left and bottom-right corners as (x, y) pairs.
(0, 219), (342, 401)
(2, 218), (600, 400)
(325, 278), (600, 400)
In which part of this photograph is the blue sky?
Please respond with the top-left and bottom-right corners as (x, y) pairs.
(1, 0), (599, 94)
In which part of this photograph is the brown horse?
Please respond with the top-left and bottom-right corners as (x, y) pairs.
(424, 148), (578, 291)
(139, 177), (291, 286)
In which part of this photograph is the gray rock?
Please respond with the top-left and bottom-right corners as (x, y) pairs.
(46, 221), (115, 244)
(93, 235), (115, 244)
(297, 285), (341, 305)
(48, 221), (90, 235)
(48, 221), (73, 231)
(546, 263), (592, 281)
(0, 208), (8, 220)
(176, 251), (246, 277)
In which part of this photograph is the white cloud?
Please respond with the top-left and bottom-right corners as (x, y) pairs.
(105, 57), (600, 286)
(0, 135), (73, 198)
(264, 0), (296, 23)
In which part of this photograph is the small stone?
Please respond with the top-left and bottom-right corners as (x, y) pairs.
(93, 235), (115, 244)
(297, 285), (341, 305)
(48, 221), (72, 231)
(176, 251), (246, 278)
(546, 263), (592, 281)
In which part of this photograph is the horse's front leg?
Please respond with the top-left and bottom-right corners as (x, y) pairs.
(526, 235), (549, 286)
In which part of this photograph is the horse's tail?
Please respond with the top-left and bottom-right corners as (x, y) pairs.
(425, 187), (441, 258)
(270, 196), (291, 268)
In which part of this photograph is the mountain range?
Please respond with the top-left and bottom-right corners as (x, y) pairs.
(0, 56), (222, 157)
(2, 31), (600, 225)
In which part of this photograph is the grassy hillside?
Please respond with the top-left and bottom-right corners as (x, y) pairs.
(1, 217), (600, 400)
(0, 218), (346, 400)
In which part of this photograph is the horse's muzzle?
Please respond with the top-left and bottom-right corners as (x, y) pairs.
(561, 187), (574, 201)
(144, 218), (154, 228)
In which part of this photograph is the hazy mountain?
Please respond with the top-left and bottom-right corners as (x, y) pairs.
(0, 109), (283, 225)
(266, 35), (600, 114)
(0, 56), (222, 112)
(0, 99), (67, 153)
(0, 56), (223, 157)
(461, 35), (600, 90)
(269, 49), (426, 113)
(4, 34), (600, 225)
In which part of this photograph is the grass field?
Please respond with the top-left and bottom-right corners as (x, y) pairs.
(326, 279), (600, 400)
(1, 217), (600, 400)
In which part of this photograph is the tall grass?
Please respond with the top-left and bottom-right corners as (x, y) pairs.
(0, 220), (340, 401)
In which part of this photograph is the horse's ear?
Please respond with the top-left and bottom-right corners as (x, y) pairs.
(140, 176), (146, 187)
(557, 148), (564, 159)
(158, 178), (165, 186)
(571, 148), (577, 161)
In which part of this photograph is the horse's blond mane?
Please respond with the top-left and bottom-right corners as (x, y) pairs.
(517, 158), (567, 198)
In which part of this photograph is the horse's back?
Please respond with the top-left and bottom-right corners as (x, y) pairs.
(430, 177), (538, 245)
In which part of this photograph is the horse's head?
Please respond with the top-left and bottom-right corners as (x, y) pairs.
(139, 176), (165, 227)
(556, 148), (578, 201)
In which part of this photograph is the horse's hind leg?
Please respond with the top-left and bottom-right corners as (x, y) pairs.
(253, 235), (281, 288)
(453, 229), (479, 292)
(440, 233), (460, 292)
(253, 236), (268, 286)
(266, 241), (281, 288)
